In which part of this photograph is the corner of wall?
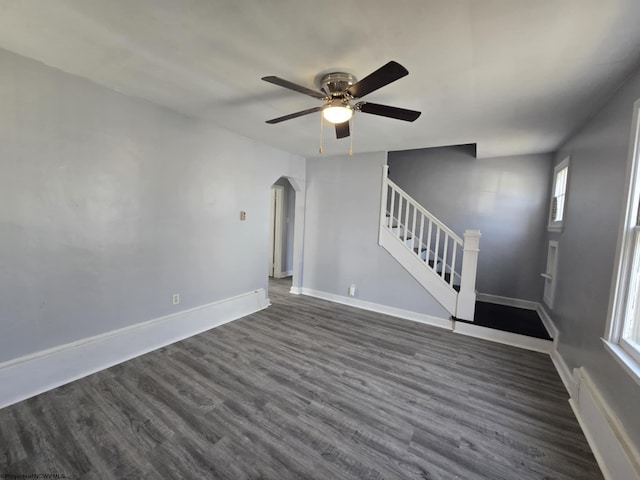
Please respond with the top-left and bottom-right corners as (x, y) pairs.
(544, 308), (640, 480)
(0, 289), (268, 410)
(569, 367), (640, 480)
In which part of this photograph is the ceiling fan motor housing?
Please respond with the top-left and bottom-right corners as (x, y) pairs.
(318, 72), (357, 98)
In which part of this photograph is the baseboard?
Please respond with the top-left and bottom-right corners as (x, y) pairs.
(550, 347), (576, 396)
(0, 289), (268, 410)
(300, 288), (453, 330)
(476, 293), (539, 311)
(476, 294), (557, 344)
(274, 270), (293, 279)
(570, 368), (640, 480)
(289, 286), (302, 295)
(535, 306), (575, 395)
(543, 311), (639, 479)
(535, 303), (559, 339)
(452, 321), (553, 354)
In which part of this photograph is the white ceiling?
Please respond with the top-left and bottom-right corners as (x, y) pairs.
(1, 0), (639, 158)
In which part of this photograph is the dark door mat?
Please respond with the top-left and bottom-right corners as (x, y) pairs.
(456, 301), (552, 340)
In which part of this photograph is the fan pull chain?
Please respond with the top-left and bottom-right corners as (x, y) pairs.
(349, 117), (354, 157)
(319, 112), (324, 154)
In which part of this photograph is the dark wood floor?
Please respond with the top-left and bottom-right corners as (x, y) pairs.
(0, 277), (603, 479)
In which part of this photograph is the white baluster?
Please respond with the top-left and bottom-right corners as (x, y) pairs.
(418, 214), (425, 259)
(426, 220), (433, 264)
(389, 186), (396, 229)
(434, 226), (441, 273)
(403, 195), (410, 241)
(396, 195), (403, 237)
(410, 204), (417, 251)
(442, 234), (449, 281)
(450, 241), (458, 286)
(379, 165), (390, 245)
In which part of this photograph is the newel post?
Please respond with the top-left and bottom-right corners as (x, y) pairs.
(378, 165), (389, 245)
(456, 229), (481, 321)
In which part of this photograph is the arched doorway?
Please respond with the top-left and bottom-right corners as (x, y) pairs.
(269, 177), (297, 293)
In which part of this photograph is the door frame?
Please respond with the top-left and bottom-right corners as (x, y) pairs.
(269, 185), (285, 278)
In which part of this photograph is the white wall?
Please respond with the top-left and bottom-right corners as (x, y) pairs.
(545, 65), (640, 449)
(0, 47), (304, 363)
(303, 151), (450, 318)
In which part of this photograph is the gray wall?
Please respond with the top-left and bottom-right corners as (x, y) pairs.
(388, 147), (553, 301)
(545, 66), (640, 448)
(303, 151), (450, 318)
(274, 177), (295, 275)
(0, 47), (304, 363)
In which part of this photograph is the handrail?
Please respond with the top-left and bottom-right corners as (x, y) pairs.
(379, 165), (480, 320)
(386, 177), (463, 245)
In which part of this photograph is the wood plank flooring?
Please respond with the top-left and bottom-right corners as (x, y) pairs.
(0, 278), (603, 479)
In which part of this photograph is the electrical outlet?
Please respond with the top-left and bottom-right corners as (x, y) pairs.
(172, 293), (180, 305)
(240, 211), (246, 221)
(348, 284), (356, 297)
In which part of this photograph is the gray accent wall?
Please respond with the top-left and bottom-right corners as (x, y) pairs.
(545, 66), (640, 448)
(388, 147), (553, 301)
(303, 151), (449, 318)
(0, 47), (304, 363)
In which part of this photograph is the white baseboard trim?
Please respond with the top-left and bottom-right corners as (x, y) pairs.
(289, 286), (302, 295)
(543, 308), (639, 480)
(570, 368), (640, 480)
(536, 306), (574, 394)
(476, 293), (539, 311)
(300, 288), (453, 330)
(476, 294), (557, 344)
(452, 321), (553, 353)
(550, 347), (576, 396)
(274, 270), (293, 279)
(0, 289), (268, 410)
(535, 303), (559, 340)
(300, 288), (557, 353)
(301, 285), (639, 480)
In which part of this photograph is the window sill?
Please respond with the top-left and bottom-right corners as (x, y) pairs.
(602, 338), (640, 387)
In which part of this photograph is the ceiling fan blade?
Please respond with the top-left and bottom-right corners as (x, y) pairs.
(262, 76), (326, 99)
(346, 61), (409, 99)
(265, 106), (322, 124)
(335, 121), (350, 139)
(357, 102), (421, 122)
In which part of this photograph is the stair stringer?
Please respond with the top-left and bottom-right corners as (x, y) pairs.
(379, 227), (457, 315)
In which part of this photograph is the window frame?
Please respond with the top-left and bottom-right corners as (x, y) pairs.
(548, 157), (570, 232)
(604, 98), (640, 386)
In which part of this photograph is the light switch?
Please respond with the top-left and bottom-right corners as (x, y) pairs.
(240, 211), (246, 221)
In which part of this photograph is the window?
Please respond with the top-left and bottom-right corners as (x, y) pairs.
(605, 98), (640, 385)
(548, 157), (569, 231)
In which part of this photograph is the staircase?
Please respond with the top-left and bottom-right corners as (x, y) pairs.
(378, 165), (481, 321)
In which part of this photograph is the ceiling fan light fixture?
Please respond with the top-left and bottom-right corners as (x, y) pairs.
(323, 105), (353, 124)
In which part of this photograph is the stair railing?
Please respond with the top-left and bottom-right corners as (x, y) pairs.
(379, 165), (481, 320)
(382, 176), (463, 289)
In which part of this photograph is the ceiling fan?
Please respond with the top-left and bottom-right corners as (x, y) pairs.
(262, 61), (421, 140)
